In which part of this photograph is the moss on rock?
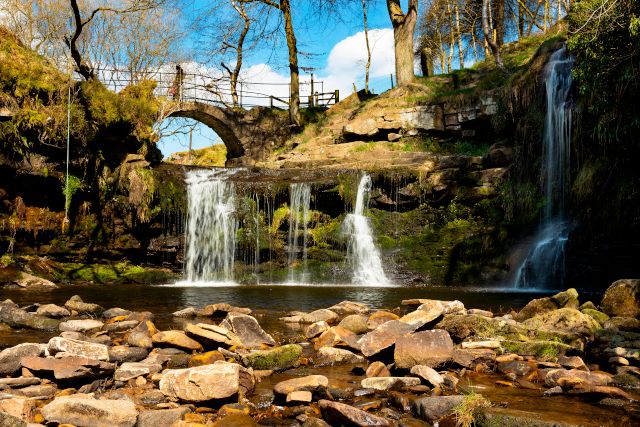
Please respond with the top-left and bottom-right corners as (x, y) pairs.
(241, 344), (302, 371)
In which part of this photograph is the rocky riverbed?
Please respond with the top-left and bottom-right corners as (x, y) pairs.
(0, 280), (639, 426)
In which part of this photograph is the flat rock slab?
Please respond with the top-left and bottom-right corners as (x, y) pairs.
(358, 320), (416, 357)
(152, 330), (203, 352)
(159, 361), (254, 402)
(220, 312), (276, 348)
(274, 375), (328, 395)
(48, 337), (110, 361)
(184, 323), (242, 348)
(36, 304), (70, 318)
(60, 319), (104, 333)
(361, 377), (421, 391)
(319, 400), (394, 427)
(115, 362), (162, 381)
(197, 303), (252, 317)
(410, 365), (444, 386)
(0, 302), (59, 330)
(316, 347), (365, 366)
(42, 397), (138, 427)
(394, 330), (454, 369)
(20, 356), (114, 380)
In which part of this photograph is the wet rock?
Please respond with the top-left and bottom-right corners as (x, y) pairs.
(36, 304), (70, 318)
(0, 343), (45, 375)
(188, 350), (225, 367)
(287, 390), (313, 404)
(410, 365), (444, 387)
(567, 384), (633, 399)
(159, 362), (254, 402)
(0, 301), (59, 330)
(515, 288), (579, 321)
(103, 307), (132, 319)
(220, 312), (276, 348)
(316, 347), (365, 366)
(273, 375), (328, 395)
(184, 323), (242, 348)
(338, 315), (369, 334)
(544, 368), (612, 388)
(361, 377), (421, 391)
(104, 320), (139, 333)
(314, 326), (356, 350)
(480, 407), (576, 427)
(497, 360), (535, 377)
(59, 319), (104, 333)
(358, 320), (415, 357)
(136, 407), (192, 427)
(211, 413), (257, 426)
(319, 400), (394, 427)
(581, 308), (610, 323)
(173, 307), (197, 317)
(328, 301), (370, 315)
(366, 361), (391, 378)
(411, 395), (465, 423)
(47, 337), (110, 361)
(302, 417), (332, 427)
(501, 340), (574, 357)
(366, 311), (399, 330)
(543, 385), (563, 396)
(12, 271), (57, 289)
(126, 320), (157, 349)
(114, 362), (162, 381)
(557, 355), (588, 370)
(523, 308), (601, 336)
(152, 330), (203, 352)
(64, 295), (104, 315)
(241, 344), (302, 371)
(197, 303), (252, 316)
(42, 397), (138, 427)
(305, 321), (329, 339)
(600, 279), (640, 318)
(435, 314), (523, 342)
(301, 309), (339, 324)
(394, 330), (454, 369)
(21, 356), (115, 380)
(400, 300), (463, 329)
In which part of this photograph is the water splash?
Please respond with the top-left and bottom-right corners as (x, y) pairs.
(342, 174), (389, 285)
(514, 47), (574, 289)
(287, 183), (311, 283)
(183, 169), (238, 284)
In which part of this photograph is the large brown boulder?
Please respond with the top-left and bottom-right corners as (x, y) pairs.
(220, 312), (276, 348)
(358, 320), (415, 357)
(64, 295), (103, 315)
(522, 308), (601, 336)
(600, 279), (640, 318)
(394, 330), (454, 369)
(152, 331), (203, 352)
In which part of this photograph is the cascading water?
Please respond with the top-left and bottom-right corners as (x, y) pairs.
(514, 47), (574, 289)
(287, 183), (311, 283)
(183, 169), (238, 284)
(342, 174), (389, 285)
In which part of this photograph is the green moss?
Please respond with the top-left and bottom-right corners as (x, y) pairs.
(581, 308), (610, 323)
(501, 340), (572, 358)
(241, 344), (302, 371)
(53, 262), (177, 284)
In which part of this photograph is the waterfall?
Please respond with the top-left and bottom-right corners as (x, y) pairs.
(514, 47), (574, 289)
(342, 174), (389, 285)
(287, 183), (311, 283)
(183, 169), (238, 283)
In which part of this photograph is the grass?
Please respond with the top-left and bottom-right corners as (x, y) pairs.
(453, 391), (491, 427)
(166, 144), (227, 167)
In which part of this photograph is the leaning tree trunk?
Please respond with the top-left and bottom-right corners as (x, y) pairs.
(69, 0), (95, 80)
(386, 0), (418, 86)
(281, 0), (301, 127)
(482, 0), (505, 71)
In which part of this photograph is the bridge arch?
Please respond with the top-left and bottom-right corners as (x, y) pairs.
(166, 102), (245, 160)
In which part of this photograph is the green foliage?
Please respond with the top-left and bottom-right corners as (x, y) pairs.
(62, 175), (83, 213)
(453, 392), (491, 427)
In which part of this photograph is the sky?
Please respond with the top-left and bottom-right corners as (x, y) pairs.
(158, 0), (404, 158)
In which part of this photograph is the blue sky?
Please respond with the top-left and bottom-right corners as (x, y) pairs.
(158, 0), (403, 157)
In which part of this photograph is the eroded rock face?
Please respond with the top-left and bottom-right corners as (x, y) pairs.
(159, 361), (254, 402)
(319, 400), (394, 427)
(394, 330), (454, 369)
(220, 312), (276, 348)
(600, 279), (640, 319)
(42, 397), (138, 427)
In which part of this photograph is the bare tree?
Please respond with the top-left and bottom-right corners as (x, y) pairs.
(482, 0), (505, 70)
(387, 0), (419, 85)
(362, 0), (372, 93)
(220, 1), (252, 107)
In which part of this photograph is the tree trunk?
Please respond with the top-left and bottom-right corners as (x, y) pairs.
(224, 1), (250, 108)
(420, 47), (433, 77)
(281, 0), (300, 127)
(495, 0), (505, 46)
(386, 0), (418, 86)
(362, 0), (371, 93)
(482, 0), (505, 71)
(69, 0), (95, 80)
(454, 3), (464, 69)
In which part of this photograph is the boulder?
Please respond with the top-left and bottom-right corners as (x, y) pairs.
(328, 301), (370, 315)
(48, 337), (110, 361)
(136, 407), (192, 427)
(436, 314), (524, 341)
(600, 279), (640, 318)
(184, 323), (242, 348)
(102, 307), (132, 319)
(522, 308), (601, 336)
(0, 301), (59, 330)
(366, 311), (399, 330)
(159, 361), (255, 402)
(314, 326), (356, 350)
(319, 400), (393, 427)
(287, 390), (313, 404)
(36, 304), (70, 318)
(241, 344), (302, 371)
(273, 375), (328, 395)
(20, 356), (115, 380)
(114, 362), (162, 381)
(316, 347), (365, 366)
(515, 288), (579, 321)
(544, 369), (612, 388)
(152, 330), (203, 352)
(394, 330), (454, 369)
(0, 343), (45, 375)
(366, 361), (391, 378)
(188, 350), (225, 367)
(338, 315), (369, 334)
(42, 397), (138, 427)
(59, 319), (104, 333)
(581, 308), (609, 323)
(305, 321), (329, 339)
(400, 300), (465, 329)
(411, 395), (465, 423)
(358, 320), (416, 357)
(173, 307), (197, 317)
(360, 377), (421, 391)
(0, 412), (26, 427)
(220, 312), (276, 348)
(197, 303), (252, 317)
(64, 295), (103, 315)
(126, 320), (157, 349)
(410, 365), (444, 387)
(301, 309), (339, 324)
(0, 396), (34, 421)
(104, 320), (139, 333)
(12, 271), (57, 288)
(107, 345), (147, 363)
